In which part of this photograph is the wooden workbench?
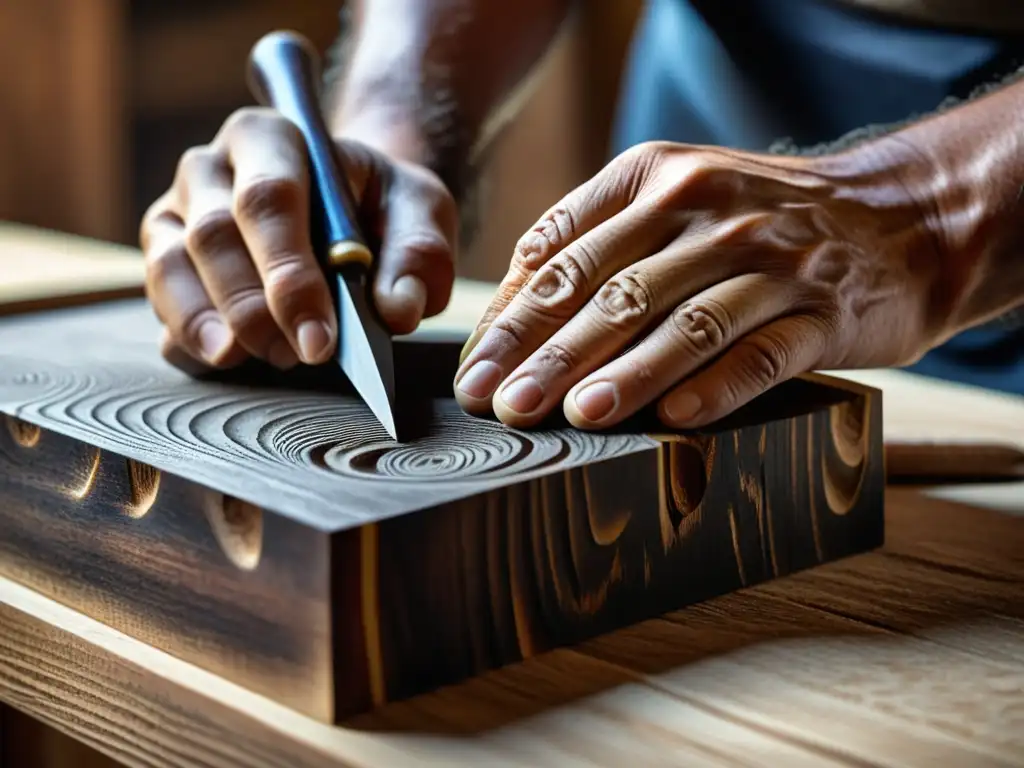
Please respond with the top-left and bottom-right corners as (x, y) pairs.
(2, 223), (1023, 767)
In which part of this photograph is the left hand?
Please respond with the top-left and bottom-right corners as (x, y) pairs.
(453, 139), (946, 430)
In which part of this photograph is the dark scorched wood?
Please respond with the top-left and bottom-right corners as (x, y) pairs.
(0, 299), (885, 722)
(0, 301), (656, 531)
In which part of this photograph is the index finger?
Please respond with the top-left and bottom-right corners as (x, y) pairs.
(220, 109), (337, 366)
(459, 148), (645, 364)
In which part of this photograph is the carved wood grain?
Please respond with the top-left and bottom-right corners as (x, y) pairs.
(0, 301), (654, 532)
(0, 299), (885, 721)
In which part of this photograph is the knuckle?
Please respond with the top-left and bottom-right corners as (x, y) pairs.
(648, 154), (735, 214)
(522, 248), (592, 317)
(145, 241), (188, 284)
(233, 175), (304, 223)
(710, 211), (772, 248)
(514, 205), (579, 270)
(509, 238), (544, 276)
(218, 288), (272, 335)
(615, 141), (671, 198)
(765, 210), (819, 249)
(404, 164), (458, 220)
(669, 299), (732, 355)
(622, 140), (666, 167)
(390, 231), (452, 271)
(177, 145), (216, 178)
(223, 106), (279, 138)
(176, 309), (213, 349)
(184, 208), (238, 256)
(624, 356), (658, 392)
(139, 198), (175, 250)
(263, 258), (323, 304)
(489, 314), (531, 350)
(735, 335), (788, 390)
(540, 206), (577, 245)
(593, 271), (653, 327)
(534, 341), (577, 378)
(801, 283), (841, 320)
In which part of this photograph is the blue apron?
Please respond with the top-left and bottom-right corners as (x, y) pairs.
(611, 0), (1024, 395)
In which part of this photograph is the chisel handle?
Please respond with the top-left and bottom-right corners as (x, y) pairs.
(246, 30), (373, 270)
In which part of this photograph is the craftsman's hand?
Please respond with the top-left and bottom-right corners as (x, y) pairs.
(454, 139), (947, 430)
(141, 107), (457, 371)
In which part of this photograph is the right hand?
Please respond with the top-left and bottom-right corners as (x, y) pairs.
(141, 107), (458, 372)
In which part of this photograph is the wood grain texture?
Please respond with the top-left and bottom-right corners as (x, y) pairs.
(0, 299), (884, 720)
(0, 300), (661, 531)
(834, 368), (1024, 515)
(0, 488), (1020, 768)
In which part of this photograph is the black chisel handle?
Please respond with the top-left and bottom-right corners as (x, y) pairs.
(246, 30), (373, 270)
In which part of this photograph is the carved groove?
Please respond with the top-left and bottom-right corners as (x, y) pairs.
(657, 437), (712, 546)
(69, 448), (102, 500)
(0, 300), (885, 723)
(823, 398), (870, 517)
(4, 414), (40, 448)
(204, 496), (263, 571)
(0, 324), (648, 529)
(125, 460), (160, 519)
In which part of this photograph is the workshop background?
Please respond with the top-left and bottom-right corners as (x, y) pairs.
(0, 0), (643, 283)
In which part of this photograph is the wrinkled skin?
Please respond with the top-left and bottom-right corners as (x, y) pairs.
(140, 107), (457, 374)
(453, 139), (946, 430)
(143, 68), (1024, 432)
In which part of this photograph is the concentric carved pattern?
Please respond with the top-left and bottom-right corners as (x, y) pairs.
(0, 303), (883, 720)
(0, 308), (654, 530)
(4, 413), (40, 447)
(323, 422), (618, 483)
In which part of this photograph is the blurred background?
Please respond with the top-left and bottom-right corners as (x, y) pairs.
(0, 0), (643, 283)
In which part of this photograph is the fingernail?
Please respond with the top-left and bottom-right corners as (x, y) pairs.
(268, 338), (299, 370)
(501, 376), (544, 415)
(296, 319), (334, 364)
(198, 319), (232, 363)
(663, 391), (702, 425)
(574, 381), (619, 422)
(457, 360), (502, 400)
(392, 274), (427, 321)
(459, 323), (490, 365)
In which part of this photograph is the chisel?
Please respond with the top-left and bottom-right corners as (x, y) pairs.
(247, 30), (399, 440)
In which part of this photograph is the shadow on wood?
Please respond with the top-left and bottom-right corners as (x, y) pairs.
(0, 299), (885, 723)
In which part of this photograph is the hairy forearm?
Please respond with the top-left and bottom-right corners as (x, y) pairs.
(890, 78), (1024, 337)
(775, 68), (1024, 338)
(324, 0), (574, 200)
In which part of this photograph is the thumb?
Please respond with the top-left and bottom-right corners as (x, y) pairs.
(371, 161), (457, 335)
(333, 140), (457, 336)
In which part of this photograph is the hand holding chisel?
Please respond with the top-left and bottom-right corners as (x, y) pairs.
(141, 32), (457, 439)
(248, 31), (398, 438)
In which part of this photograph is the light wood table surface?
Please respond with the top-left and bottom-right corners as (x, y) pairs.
(2, 223), (1024, 767)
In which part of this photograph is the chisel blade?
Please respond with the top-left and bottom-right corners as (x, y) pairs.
(334, 267), (398, 441)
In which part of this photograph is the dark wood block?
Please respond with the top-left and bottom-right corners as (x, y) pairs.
(0, 299), (885, 722)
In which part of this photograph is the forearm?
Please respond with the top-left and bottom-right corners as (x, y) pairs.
(796, 73), (1024, 343)
(325, 0), (574, 198)
(892, 77), (1024, 337)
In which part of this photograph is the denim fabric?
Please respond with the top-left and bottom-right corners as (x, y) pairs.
(610, 0), (1024, 394)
